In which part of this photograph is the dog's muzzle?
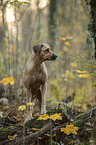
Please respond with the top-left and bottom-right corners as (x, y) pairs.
(47, 53), (57, 61)
(51, 53), (57, 60)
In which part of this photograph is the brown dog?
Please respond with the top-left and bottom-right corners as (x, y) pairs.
(23, 43), (57, 114)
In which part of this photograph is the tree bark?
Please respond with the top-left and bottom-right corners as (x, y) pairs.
(49, 0), (57, 49)
(90, 0), (96, 58)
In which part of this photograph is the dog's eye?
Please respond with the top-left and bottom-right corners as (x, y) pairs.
(41, 45), (44, 48)
(45, 48), (49, 52)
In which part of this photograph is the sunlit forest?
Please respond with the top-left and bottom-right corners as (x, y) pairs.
(0, 0), (96, 144)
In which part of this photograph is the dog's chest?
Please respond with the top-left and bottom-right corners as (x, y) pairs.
(28, 63), (47, 91)
(31, 70), (46, 83)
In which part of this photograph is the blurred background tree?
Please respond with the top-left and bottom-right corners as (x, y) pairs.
(0, 0), (96, 113)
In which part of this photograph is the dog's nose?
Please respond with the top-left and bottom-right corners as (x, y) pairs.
(52, 53), (58, 60)
(54, 53), (58, 58)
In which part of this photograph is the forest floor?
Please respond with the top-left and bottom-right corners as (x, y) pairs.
(0, 104), (96, 145)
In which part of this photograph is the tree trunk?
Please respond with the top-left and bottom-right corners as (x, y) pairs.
(90, 0), (96, 58)
(48, 0), (57, 49)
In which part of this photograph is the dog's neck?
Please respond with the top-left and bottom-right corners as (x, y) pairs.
(30, 52), (44, 70)
(33, 53), (43, 65)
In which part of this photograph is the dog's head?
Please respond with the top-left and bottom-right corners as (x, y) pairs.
(33, 43), (57, 62)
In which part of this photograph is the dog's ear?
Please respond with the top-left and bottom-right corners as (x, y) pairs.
(33, 44), (41, 56)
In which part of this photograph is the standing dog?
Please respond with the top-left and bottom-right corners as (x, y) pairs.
(23, 43), (57, 114)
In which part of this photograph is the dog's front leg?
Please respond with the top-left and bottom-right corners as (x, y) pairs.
(41, 82), (47, 114)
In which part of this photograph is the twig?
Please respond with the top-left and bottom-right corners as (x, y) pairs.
(3, 108), (15, 118)
(11, 122), (52, 145)
(71, 54), (96, 68)
(17, 3), (30, 23)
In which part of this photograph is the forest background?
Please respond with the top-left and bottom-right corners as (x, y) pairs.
(0, 0), (96, 144)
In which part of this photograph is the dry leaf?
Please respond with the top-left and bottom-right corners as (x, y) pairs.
(8, 135), (15, 140)
(37, 114), (49, 120)
(45, 134), (51, 137)
(0, 77), (14, 85)
(49, 113), (62, 121)
(18, 105), (26, 111)
(37, 137), (42, 139)
(32, 128), (40, 131)
(61, 124), (79, 135)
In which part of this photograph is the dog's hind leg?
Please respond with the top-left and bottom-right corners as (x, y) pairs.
(41, 83), (47, 114)
(36, 89), (42, 114)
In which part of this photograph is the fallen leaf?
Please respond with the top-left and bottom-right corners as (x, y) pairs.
(0, 77), (14, 85)
(32, 128), (40, 131)
(49, 113), (62, 121)
(61, 124), (79, 135)
(18, 105), (26, 111)
(8, 135), (15, 140)
(45, 134), (51, 137)
(17, 118), (23, 123)
(37, 137), (42, 139)
(37, 114), (49, 120)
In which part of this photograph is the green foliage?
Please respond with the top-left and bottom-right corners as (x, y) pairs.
(50, 83), (62, 101)
(5, 0), (29, 6)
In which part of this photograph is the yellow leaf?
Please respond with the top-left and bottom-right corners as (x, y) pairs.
(66, 124), (74, 128)
(0, 77), (14, 85)
(18, 105), (26, 111)
(65, 41), (70, 46)
(17, 118), (23, 123)
(58, 34), (72, 41)
(78, 74), (89, 78)
(32, 128), (40, 131)
(37, 114), (49, 120)
(90, 65), (95, 68)
(10, 80), (14, 85)
(8, 135), (15, 140)
(58, 36), (66, 41)
(61, 128), (70, 135)
(61, 124), (79, 135)
(76, 70), (82, 73)
(37, 137), (42, 139)
(45, 134), (51, 137)
(49, 113), (62, 121)
(70, 129), (77, 134)
(27, 102), (35, 106)
(76, 70), (87, 74)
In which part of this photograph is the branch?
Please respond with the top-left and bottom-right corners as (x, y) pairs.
(11, 122), (52, 145)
